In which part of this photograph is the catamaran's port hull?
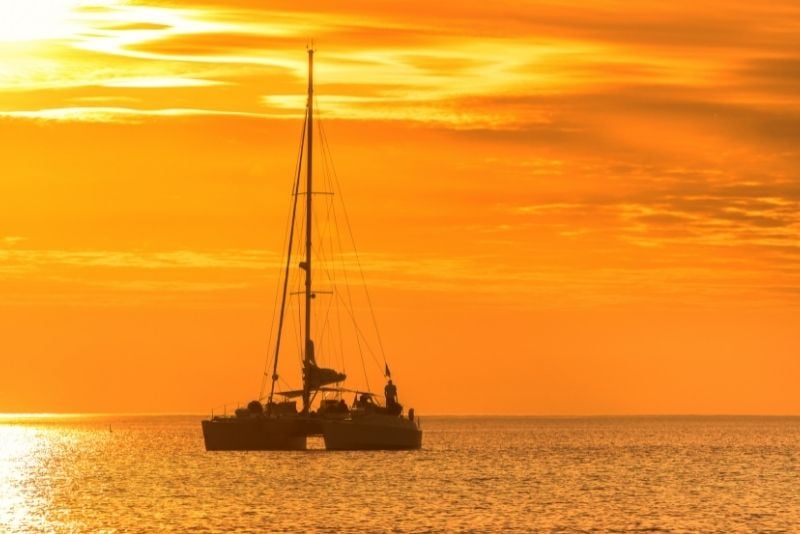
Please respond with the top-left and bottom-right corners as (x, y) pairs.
(202, 415), (422, 451)
(321, 418), (422, 450)
(201, 418), (314, 451)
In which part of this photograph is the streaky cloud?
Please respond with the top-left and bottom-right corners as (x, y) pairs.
(101, 77), (229, 88)
(0, 107), (286, 123)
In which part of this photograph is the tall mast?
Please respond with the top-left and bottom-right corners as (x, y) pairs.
(302, 48), (314, 413)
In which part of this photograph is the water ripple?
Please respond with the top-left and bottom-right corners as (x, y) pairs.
(0, 415), (798, 532)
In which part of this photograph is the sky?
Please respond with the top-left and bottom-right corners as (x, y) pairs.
(0, 0), (798, 414)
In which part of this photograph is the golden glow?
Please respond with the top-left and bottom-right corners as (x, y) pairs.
(0, 1), (798, 415)
(0, 0), (82, 43)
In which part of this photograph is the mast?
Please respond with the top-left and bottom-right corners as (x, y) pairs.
(302, 48), (314, 413)
(264, 50), (345, 415)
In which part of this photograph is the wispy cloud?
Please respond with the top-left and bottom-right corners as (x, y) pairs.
(2, 0), (798, 132)
(2, 243), (796, 308)
(0, 107), (272, 122)
(100, 77), (228, 88)
(1, 236), (27, 246)
(6, 1), (796, 127)
(0, 249), (276, 271)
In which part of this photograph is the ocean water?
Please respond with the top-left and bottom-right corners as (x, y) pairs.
(1, 415), (798, 532)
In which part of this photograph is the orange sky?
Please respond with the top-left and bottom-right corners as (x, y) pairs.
(1, 0), (798, 414)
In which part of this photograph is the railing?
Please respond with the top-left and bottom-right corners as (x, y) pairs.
(209, 401), (247, 419)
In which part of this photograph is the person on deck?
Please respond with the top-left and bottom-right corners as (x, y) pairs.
(384, 379), (398, 411)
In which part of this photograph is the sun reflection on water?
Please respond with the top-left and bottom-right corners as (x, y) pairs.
(0, 416), (799, 530)
(0, 424), (46, 530)
(0, 415), (89, 532)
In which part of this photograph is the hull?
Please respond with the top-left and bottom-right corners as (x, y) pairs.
(202, 417), (312, 451)
(321, 414), (422, 450)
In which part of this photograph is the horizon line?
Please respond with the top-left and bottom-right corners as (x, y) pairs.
(1, 412), (799, 419)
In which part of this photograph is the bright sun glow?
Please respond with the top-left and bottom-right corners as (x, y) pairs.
(0, 0), (88, 43)
(0, 425), (38, 529)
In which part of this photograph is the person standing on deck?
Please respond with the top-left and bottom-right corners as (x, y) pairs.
(384, 379), (398, 411)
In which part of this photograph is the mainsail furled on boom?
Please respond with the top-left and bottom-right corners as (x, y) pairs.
(304, 340), (346, 389)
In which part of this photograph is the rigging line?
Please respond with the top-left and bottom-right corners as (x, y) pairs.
(333, 284), (384, 374)
(311, 161), (337, 281)
(314, 139), (345, 373)
(318, 120), (383, 379)
(307, 193), (341, 293)
(269, 137), (309, 399)
(357, 325), (371, 393)
(325, 159), (369, 371)
(267, 105), (308, 412)
(313, 103), (345, 295)
(292, 172), (307, 368)
(258, 260), (283, 399)
(311, 212), (337, 285)
(314, 100), (372, 391)
(318, 135), (372, 389)
(312, 96), (340, 284)
(310, 239), (339, 290)
(288, 295), (302, 369)
(319, 274), (339, 367)
(325, 158), (377, 382)
(316, 301), (334, 371)
(318, 118), (390, 370)
(259, 104), (308, 401)
(259, 280), (280, 399)
(321, 147), (341, 295)
(259, 219), (293, 398)
(351, 299), (371, 394)
(319, 197), (338, 285)
(318, 130), (347, 376)
(295, 284), (304, 366)
(329, 272), (345, 375)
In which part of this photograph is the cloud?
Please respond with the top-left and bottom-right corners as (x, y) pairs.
(0, 249), (277, 271)
(3, 0), (799, 133)
(2, 0), (799, 309)
(2, 236), (27, 246)
(0, 107), (275, 123)
(101, 77), (228, 88)
(734, 56), (800, 94)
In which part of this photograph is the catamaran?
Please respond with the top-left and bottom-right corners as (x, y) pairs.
(201, 49), (422, 451)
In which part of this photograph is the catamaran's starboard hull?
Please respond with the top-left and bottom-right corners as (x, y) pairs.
(201, 418), (307, 451)
(321, 416), (422, 450)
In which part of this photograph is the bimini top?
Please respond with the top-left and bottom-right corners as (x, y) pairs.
(276, 387), (376, 399)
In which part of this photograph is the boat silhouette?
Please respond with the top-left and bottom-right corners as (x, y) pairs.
(202, 49), (422, 451)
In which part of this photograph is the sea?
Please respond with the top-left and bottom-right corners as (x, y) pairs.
(1, 415), (798, 532)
